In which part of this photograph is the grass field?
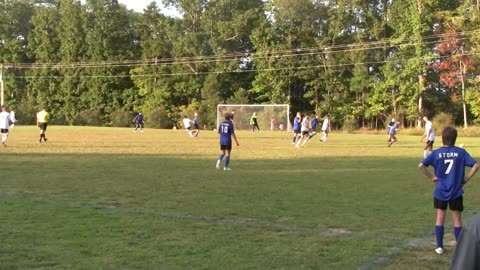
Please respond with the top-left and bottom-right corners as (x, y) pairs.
(1, 126), (480, 269)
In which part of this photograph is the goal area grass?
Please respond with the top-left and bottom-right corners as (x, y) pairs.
(1, 126), (479, 269)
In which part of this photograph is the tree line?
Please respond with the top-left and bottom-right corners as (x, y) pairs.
(1, 0), (479, 129)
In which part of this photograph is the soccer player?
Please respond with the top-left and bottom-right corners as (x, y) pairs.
(182, 116), (196, 138)
(291, 112), (301, 144)
(421, 115), (435, 158)
(193, 112), (200, 137)
(387, 121), (400, 147)
(320, 114), (331, 143)
(133, 112), (144, 133)
(36, 106), (49, 142)
(308, 114), (319, 140)
(0, 106), (12, 147)
(250, 112), (260, 132)
(270, 117), (275, 131)
(216, 112), (239, 171)
(296, 113), (310, 147)
(386, 118), (395, 142)
(418, 126), (479, 255)
(9, 106), (16, 131)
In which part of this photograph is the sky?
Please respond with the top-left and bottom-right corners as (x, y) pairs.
(118, 0), (180, 16)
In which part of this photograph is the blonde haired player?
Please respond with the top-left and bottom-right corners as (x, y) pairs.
(296, 113), (310, 147)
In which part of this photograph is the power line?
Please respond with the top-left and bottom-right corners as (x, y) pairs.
(2, 29), (479, 70)
(5, 51), (475, 79)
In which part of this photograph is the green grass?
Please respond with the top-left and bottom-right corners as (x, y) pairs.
(1, 126), (480, 269)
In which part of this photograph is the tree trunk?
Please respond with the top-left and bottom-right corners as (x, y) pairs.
(461, 60), (468, 128)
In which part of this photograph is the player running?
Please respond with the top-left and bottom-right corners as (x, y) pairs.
(193, 112), (200, 137)
(296, 113), (310, 147)
(291, 112), (301, 144)
(133, 112), (144, 133)
(387, 121), (400, 147)
(421, 115), (435, 158)
(0, 106), (12, 147)
(183, 116), (197, 138)
(36, 106), (49, 142)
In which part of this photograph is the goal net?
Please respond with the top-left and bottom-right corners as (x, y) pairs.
(216, 104), (290, 131)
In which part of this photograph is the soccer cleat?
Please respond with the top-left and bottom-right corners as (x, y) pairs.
(435, 247), (444, 254)
(216, 160), (221, 169)
(223, 167), (231, 171)
(44, 138), (48, 142)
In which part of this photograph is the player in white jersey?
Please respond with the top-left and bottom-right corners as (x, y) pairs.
(320, 114), (331, 142)
(182, 116), (197, 138)
(296, 113), (310, 147)
(9, 107), (16, 130)
(0, 106), (12, 147)
(420, 115), (435, 158)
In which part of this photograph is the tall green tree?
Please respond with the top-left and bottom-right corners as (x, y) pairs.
(84, 0), (136, 124)
(0, 0), (34, 109)
(27, 3), (62, 121)
(58, 0), (87, 124)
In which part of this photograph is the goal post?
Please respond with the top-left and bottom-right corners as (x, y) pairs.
(216, 104), (290, 131)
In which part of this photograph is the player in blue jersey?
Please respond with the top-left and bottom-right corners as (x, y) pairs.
(387, 121), (400, 147)
(307, 114), (319, 141)
(133, 112), (144, 133)
(419, 126), (479, 255)
(216, 113), (239, 171)
(291, 112), (301, 144)
(193, 112), (200, 137)
(386, 118), (395, 142)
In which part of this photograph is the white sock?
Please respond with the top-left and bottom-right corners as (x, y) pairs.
(424, 150), (428, 158)
(296, 138), (302, 147)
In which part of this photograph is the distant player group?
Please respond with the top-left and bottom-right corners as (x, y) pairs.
(291, 112), (331, 147)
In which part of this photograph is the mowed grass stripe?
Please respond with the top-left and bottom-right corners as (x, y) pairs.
(0, 192), (406, 242)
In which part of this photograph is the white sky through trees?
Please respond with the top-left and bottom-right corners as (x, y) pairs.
(80, 0), (181, 17)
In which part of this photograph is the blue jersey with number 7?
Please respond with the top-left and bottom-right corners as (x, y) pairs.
(218, 121), (234, 145)
(421, 146), (477, 201)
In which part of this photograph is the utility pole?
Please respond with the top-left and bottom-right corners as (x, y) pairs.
(0, 65), (4, 106)
(460, 60), (468, 128)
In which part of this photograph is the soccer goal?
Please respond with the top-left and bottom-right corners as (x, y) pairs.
(216, 104), (290, 131)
